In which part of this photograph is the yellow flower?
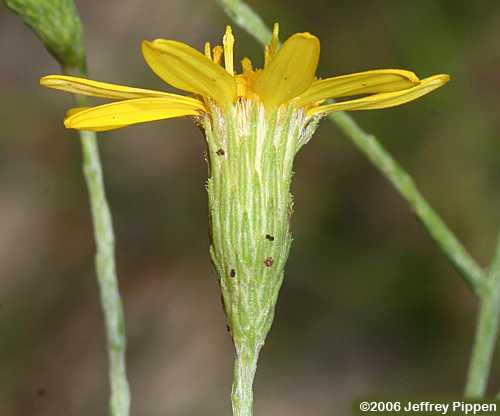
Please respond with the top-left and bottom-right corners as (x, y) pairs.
(40, 24), (449, 132)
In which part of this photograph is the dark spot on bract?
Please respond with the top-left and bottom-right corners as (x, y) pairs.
(226, 324), (231, 333)
(264, 257), (274, 267)
(216, 148), (225, 156)
(37, 388), (46, 397)
(265, 234), (275, 241)
(230, 269), (236, 278)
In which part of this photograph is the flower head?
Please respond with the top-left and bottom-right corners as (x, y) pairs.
(40, 26), (450, 414)
(40, 24), (449, 132)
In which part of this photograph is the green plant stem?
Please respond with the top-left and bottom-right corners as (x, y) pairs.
(4, 0), (131, 411)
(231, 343), (260, 416)
(329, 112), (485, 296)
(215, 0), (486, 297)
(79, 130), (130, 416)
(216, 0), (271, 45)
(75, 92), (130, 416)
(465, 233), (500, 398)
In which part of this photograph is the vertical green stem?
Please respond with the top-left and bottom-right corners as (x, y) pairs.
(465, 234), (500, 398)
(78, 128), (130, 416)
(4, 0), (131, 411)
(231, 343), (260, 416)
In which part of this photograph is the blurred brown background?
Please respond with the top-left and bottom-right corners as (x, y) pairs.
(1, 0), (500, 415)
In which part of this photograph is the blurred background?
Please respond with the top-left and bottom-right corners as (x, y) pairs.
(1, 0), (500, 414)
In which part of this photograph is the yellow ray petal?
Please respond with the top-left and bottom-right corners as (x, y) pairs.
(66, 108), (127, 132)
(141, 39), (237, 106)
(294, 69), (420, 107)
(308, 74), (450, 116)
(66, 107), (91, 117)
(64, 97), (204, 131)
(40, 75), (202, 105)
(253, 32), (320, 109)
(78, 124), (129, 132)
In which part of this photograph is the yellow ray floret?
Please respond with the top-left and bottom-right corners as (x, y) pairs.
(294, 69), (421, 107)
(254, 32), (320, 109)
(40, 75), (192, 100)
(66, 107), (91, 117)
(64, 97), (203, 131)
(141, 39), (237, 107)
(309, 74), (450, 116)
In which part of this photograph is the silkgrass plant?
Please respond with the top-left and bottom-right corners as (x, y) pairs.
(39, 20), (447, 416)
(5, 0), (500, 415)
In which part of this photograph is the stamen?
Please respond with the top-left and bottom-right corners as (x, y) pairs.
(264, 23), (280, 68)
(213, 45), (223, 65)
(264, 45), (270, 68)
(241, 57), (253, 74)
(223, 25), (235, 75)
(270, 22), (280, 57)
(204, 41), (212, 60)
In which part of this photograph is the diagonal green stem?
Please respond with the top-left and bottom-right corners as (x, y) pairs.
(328, 112), (486, 296)
(216, 0), (271, 44)
(215, 0), (486, 296)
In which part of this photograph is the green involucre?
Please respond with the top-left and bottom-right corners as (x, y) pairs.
(204, 100), (319, 416)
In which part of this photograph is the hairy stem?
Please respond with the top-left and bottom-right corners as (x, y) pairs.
(6, 0), (129, 413)
(231, 342), (260, 416)
(71, 83), (130, 416)
(78, 128), (130, 416)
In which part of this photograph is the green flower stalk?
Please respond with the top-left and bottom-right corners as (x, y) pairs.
(38, 23), (448, 415)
